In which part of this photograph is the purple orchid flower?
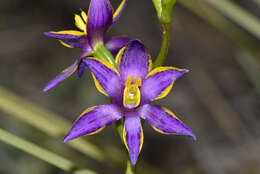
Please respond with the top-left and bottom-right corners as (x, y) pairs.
(63, 40), (196, 165)
(43, 0), (130, 92)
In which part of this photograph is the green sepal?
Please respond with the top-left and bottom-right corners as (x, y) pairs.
(93, 43), (116, 67)
(152, 0), (177, 23)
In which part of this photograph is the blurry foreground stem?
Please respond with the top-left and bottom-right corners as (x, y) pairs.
(203, 0), (260, 40)
(0, 129), (97, 174)
(0, 86), (105, 161)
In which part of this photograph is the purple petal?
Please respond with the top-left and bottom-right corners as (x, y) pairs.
(140, 67), (189, 103)
(105, 36), (130, 54)
(44, 32), (90, 50)
(119, 40), (150, 83)
(124, 111), (143, 165)
(139, 104), (196, 140)
(77, 59), (87, 78)
(43, 59), (79, 92)
(112, 0), (128, 23)
(84, 58), (123, 103)
(64, 104), (123, 142)
(87, 0), (113, 47)
(43, 52), (90, 92)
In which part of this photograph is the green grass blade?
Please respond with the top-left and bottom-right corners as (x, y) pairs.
(0, 86), (105, 161)
(251, 0), (260, 6)
(202, 0), (260, 39)
(0, 129), (97, 174)
(179, 0), (260, 94)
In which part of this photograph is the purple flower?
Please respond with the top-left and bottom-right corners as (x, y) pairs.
(63, 40), (196, 165)
(43, 0), (130, 92)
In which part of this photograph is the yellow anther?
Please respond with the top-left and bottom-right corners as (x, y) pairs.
(125, 75), (134, 87)
(135, 77), (142, 87)
(81, 10), (88, 23)
(123, 76), (142, 109)
(74, 14), (86, 32)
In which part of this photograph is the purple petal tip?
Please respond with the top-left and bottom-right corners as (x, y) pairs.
(44, 32), (52, 37)
(63, 135), (71, 143)
(130, 157), (137, 165)
(186, 131), (196, 141)
(43, 86), (51, 92)
(184, 69), (189, 73)
(128, 39), (143, 46)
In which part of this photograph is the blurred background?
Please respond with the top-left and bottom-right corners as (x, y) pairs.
(0, 0), (260, 174)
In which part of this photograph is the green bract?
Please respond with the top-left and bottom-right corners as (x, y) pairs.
(152, 0), (177, 23)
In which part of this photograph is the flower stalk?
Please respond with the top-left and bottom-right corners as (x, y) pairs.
(126, 159), (136, 174)
(153, 22), (171, 68)
(152, 0), (176, 68)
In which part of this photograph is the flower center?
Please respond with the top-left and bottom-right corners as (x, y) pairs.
(123, 76), (142, 109)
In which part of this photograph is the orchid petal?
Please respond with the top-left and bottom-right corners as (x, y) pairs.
(123, 111), (143, 165)
(84, 58), (122, 102)
(44, 31), (90, 50)
(139, 104), (196, 140)
(63, 104), (123, 142)
(119, 40), (151, 83)
(105, 36), (130, 54)
(140, 67), (189, 103)
(43, 59), (79, 92)
(77, 59), (87, 78)
(87, 0), (113, 46)
(43, 52), (90, 92)
(113, 0), (128, 23)
(45, 30), (84, 37)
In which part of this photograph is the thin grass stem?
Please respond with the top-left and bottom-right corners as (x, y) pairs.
(0, 86), (105, 161)
(0, 128), (97, 174)
(202, 0), (260, 39)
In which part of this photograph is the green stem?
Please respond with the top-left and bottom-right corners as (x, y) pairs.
(126, 159), (135, 174)
(0, 129), (97, 174)
(93, 43), (116, 66)
(153, 22), (172, 68)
